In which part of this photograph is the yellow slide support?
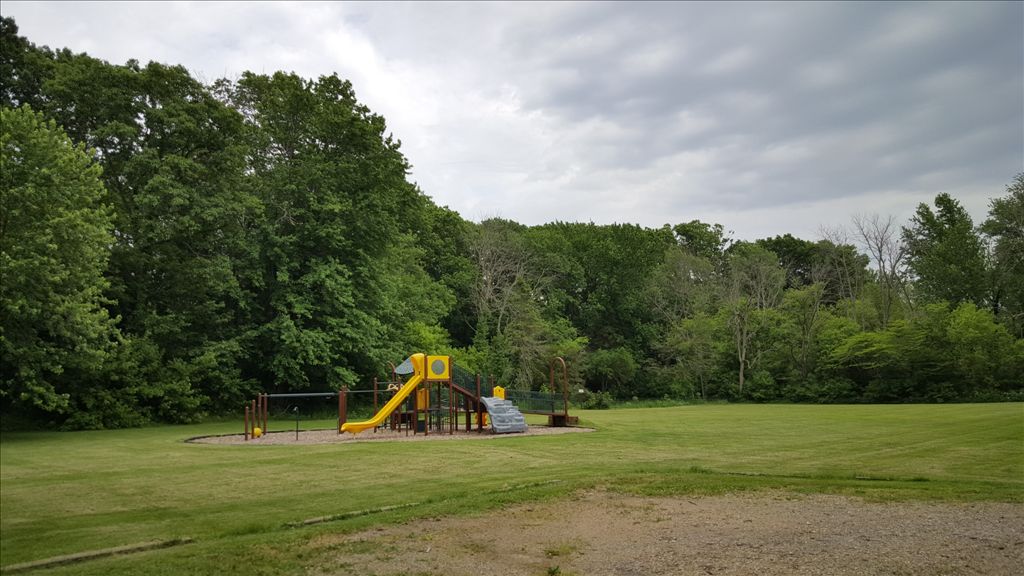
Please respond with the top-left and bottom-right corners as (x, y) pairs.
(341, 354), (425, 434)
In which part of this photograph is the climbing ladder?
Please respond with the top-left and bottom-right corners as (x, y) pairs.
(479, 397), (528, 434)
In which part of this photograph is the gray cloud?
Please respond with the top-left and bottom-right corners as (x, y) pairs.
(3, 0), (1021, 240)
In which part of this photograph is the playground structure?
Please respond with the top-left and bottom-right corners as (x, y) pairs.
(241, 353), (576, 440)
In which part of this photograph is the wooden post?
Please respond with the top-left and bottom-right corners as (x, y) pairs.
(244, 405), (250, 441)
(373, 378), (379, 414)
(250, 399), (257, 436)
(560, 358), (569, 417)
(449, 378), (454, 434)
(476, 374), (482, 431)
(339, 388), (348, 430)
(263, 394), (268, 434)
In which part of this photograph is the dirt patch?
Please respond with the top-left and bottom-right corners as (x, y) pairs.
(305, 490), (1024, 576)
(188, 426), (594, 445)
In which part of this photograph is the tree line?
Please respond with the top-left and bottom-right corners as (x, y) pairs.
(2, 18), (1021, 428)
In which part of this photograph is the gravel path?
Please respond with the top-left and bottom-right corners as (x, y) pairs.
(188, 425), (593, 445)
(306, 490), (1024, 576)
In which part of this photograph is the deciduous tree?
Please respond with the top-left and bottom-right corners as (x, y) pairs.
(0, 106), (117, 416)
(982, 174), (1024, 337)
(903, 193), (987, 308)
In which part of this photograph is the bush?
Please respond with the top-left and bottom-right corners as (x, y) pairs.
(581, 391), (613, 410)
(582, 347), (638, 398)
(746, 370), (779, 402)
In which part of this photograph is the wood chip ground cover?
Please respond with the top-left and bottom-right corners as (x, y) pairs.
(304, 490), (1024, 576)
(188, 426), (594, 445)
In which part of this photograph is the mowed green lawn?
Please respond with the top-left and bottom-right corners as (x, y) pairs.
(1, 403), (1022, 575)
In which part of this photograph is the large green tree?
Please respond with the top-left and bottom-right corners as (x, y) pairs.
(776, 283), (827, 386)
(468, 219), (586, 390)
(414, 203), (477, 347)
(45, 55), (261, 412)
(725, 244), (785, 396)
(538, 222), (674, 351)
(756, 234), (818, 289)
(645, 246), (717, 325)
(0, 106), (117, 416)
(225, 72), (431, 391)
(661, 312), (724, 400)
(813, 235), (870, 317)
(2, 20), (266, 414)
(0, 17), (54, 110)
(831, 302), (1022, 401)
(903, 193), (987, 307)
(982, 174), (1024, 337)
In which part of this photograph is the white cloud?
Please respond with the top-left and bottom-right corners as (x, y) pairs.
(3, 0), (1021, 240)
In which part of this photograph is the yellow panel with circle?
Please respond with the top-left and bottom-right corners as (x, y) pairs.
(425, 355), (450, 380)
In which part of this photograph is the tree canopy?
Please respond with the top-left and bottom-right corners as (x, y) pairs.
(2, 18), (1021, 428)
(1, 106), (117, 419)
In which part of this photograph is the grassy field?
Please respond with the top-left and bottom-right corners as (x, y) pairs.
(1, 403), (1021, 575)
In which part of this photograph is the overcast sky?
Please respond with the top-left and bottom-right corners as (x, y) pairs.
(4, 1), (1022, 240)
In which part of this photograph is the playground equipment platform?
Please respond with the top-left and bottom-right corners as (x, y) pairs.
(242, 353), (575, 440)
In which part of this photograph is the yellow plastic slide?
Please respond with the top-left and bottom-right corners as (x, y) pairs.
(340, 354), (424, 434)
